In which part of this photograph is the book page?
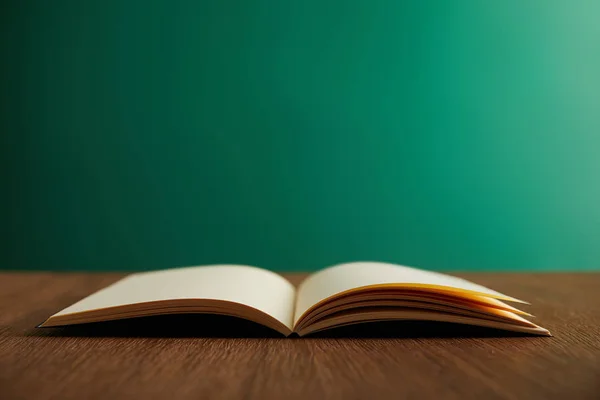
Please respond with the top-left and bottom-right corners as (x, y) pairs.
(48, 265), (296, 331)
(294, 261), (524, 325)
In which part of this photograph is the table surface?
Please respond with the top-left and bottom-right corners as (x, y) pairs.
(0, 271), (599, 400)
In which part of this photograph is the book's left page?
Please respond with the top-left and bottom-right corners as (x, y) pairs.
(40, 265), (297, 335)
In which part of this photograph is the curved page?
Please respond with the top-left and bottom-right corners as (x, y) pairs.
(297, 309), (550, 336)
(43, 265), (296, 333)
(294, 262), (524, 325)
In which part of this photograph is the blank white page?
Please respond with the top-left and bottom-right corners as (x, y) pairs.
(50, 265), (296, 330)
(294, 261), (524, 325)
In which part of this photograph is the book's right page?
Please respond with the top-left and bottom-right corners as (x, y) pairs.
(294, 261), (526, 326)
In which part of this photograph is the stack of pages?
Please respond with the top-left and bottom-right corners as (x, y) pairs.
(40, 262), (550, 336)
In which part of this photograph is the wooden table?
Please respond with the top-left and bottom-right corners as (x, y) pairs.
(0, 272), (598, 399)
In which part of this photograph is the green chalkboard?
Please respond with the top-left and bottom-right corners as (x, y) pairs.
(2, 1), (599, 271)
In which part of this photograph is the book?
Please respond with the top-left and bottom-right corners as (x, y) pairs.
(39, 261), (550, 336)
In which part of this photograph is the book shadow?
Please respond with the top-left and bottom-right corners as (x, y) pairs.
(29, 314), (538, 339)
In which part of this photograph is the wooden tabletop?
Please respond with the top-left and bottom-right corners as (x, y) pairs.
(0, 272), (599, 400)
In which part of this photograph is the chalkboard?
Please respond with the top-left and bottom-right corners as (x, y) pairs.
(2, 1), (599, 271)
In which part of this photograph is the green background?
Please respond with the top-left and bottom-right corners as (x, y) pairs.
(2, 1), (599, 272)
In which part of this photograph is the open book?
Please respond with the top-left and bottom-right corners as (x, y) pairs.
(40, 262), (550, 336)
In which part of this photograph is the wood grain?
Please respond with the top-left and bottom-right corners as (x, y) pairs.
(0, 272), (598, 400)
